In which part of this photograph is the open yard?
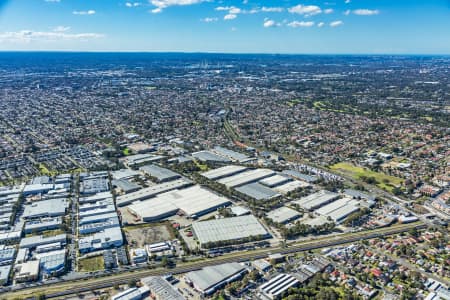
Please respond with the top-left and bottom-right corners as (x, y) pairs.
(78, 255), (104, 272)
(330, 162), (403, 192)
(123, 223), (174, 248)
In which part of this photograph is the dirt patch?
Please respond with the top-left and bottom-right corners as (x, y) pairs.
(124, 223), (174, 248)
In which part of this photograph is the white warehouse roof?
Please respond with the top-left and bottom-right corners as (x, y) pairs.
(217, 169), (275, 188)
(201, 165), (248, 180)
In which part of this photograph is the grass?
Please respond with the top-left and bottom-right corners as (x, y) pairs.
(122, 148), (131, 156)
(38, 163), (58, 176)
(193, 159), (209, 171)
(78, 256), (104, 272)
(330, 162), (403, 192)
(287, 99), (302, 107)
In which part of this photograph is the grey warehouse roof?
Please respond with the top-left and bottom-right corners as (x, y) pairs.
(192, 215), (270, 245)
(139, 165), (181, 182)
(141, 276), (184, 300)
(235, 182), (280, 200)
(186, 262), (246, 292)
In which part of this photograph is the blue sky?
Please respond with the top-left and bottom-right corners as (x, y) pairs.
(0, 0), (449, 54)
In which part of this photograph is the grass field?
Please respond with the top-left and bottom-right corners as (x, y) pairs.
(330, 162), (403, 192)
(78, 256), (104, 272)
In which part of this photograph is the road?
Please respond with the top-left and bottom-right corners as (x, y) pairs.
(1, 222), (425, 300)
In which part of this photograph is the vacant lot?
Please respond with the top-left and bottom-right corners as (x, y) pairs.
(124, 223), (174, 248)
(78, 255), (104, 272)
(330, 162), (403, 192)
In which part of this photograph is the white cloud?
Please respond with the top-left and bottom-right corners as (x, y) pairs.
(53, 26), (70, 32)
(261, 7), (284, 12)
(215, 6), (234, 11)
(263, 19), (280, 28)
(224, 14), (237, 20)
(345, 0), (351, 3)
(324, 8), (333, 14)
(353, 9), (380, 15)
(288, 5), (322, 16)
(344, 9), (350, 16)
(201, 17), (218, 22)
(0, 29), (104, 43)
(317, 22), (325, 27)
(330, 20), (343, 27)
(73, 10), (96, 15)
(287, 21), (314, 28)
(150, 0), (208, 13)
(45, 0), (61, 2)
(126, 2), (141, 7)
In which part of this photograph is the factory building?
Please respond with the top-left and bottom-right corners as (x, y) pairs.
(185, 263), (247, 296)
(266, 207), (301, 224)
(139, 165), (181, 183)
(23, 198), (68, 219)
(192, 215), (270, 248)
(258, 273), (300, 300)
(217, 169), (276, 188)
(293, 190), (340, 211)
(201, 165), (248, 180)
(141, 276), (183, 300)
(78, 227), (123, 253)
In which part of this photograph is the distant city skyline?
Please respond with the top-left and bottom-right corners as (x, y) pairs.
(0, 0), (449, 54)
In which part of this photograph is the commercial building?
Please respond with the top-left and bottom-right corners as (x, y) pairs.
(19, 234), (67, 250)
(79, 216), (120, 234)
(23, 198), (68, 219)
(79, 198), (114, 212)
(80, 177), (109, 195)
(140, 165), (181, 183)
(192, 215), (270, 247)
(0, 247), (15, 265)
(79, 212), (119, 226)
(293, 190), (340, 211)
(122, 154), (165, 167)
(315, 197), (360, 223)
(191, 150), (231, 163)
(259, 175), (292, 188)
(116, 178), (192, 207)
(35, 249), (66, 277)
(112, 179), (141, 194)
(274, 180), (310, 194)
(79, 192), (113, 204)
(266, 207), (301, 224)
(24, 217), (62, 234)
(211, 146), (250, 162)
(78, 227), (123, 253)
(258, 273), (300, 300)
(16, 260), (40, 282)
(78, 205), (116, 218)
(23, 183), (57, 196)
(111, 286), (150, 300)
(185, 262), (247, 295)
(201, 165), (248, 180)
(141, 276), (184, 300)
(236, 183), (280, 201)
(127, 185), (231, 222)
(0, 264), (12, 285)
(282, 170), (319, 183)
(217, 169), (275, 188)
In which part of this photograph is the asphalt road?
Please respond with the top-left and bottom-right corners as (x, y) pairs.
(2, 222), (425, 300)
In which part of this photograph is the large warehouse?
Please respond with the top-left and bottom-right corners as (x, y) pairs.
(293, 190), (340, 211)
(185, 262), (247, 296)
(217, 169), (275, 188)
(235, 182), (280, 200)
(127, 185), (231, 222)
(139, 165), (181, 183)
(201, 165), (248, 180)
(192, 215), (270, 247)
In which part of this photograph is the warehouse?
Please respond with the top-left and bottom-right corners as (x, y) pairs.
(79, 217), (120, 234)
(0, 264), (11, 285)
(259, 175), (292, 188)
(201, 165), (248, 180)
(23, 198), (68, 219)
(266, 207), (301, 224)
(274, 180), (309, 194)
(79, 198), (114, 212)
(35, 249), (66, 277)
(315, 198), (360, 223)
(293, 190), (340, 211)
(19, 234), (67, 249)
(24, 217), (62, 234)
(259, 273), (300, 300)
(79, 192), (113, 204)
(0, 247), (15, 265)
(191, 150), (230, 163)
(123, 153), (165, 167)
(79, 212), (119, 226)
(111, 169), (140, 180)
(282, 170), (319, 183)
(80, 177), (109, 195)
(140, 165), (181, 183)
(112, 179), (141, 194)
(16, 260), (40, 282)
(127, 185), (231, 222)
(315, 197), (355, 216)
(141, 276), (183, 300)
(192, 215), (270, 247)
(185, 262), (247, 296)
(78, 205), (116, 218)
(218, 169), (276, 188)
(236, 183), (280, 201)
(23, 183), (58, 196)
(78, 227), (123, 253)
(116, 178), (192, 207)
(211, 146), (249, 162)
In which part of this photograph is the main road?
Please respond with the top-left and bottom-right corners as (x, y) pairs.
(2, 222), (425, 300)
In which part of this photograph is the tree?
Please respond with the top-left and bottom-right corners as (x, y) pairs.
(128, 279), (137, 288)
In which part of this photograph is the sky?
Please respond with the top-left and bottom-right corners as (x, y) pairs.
(0, 0), (449, 54)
